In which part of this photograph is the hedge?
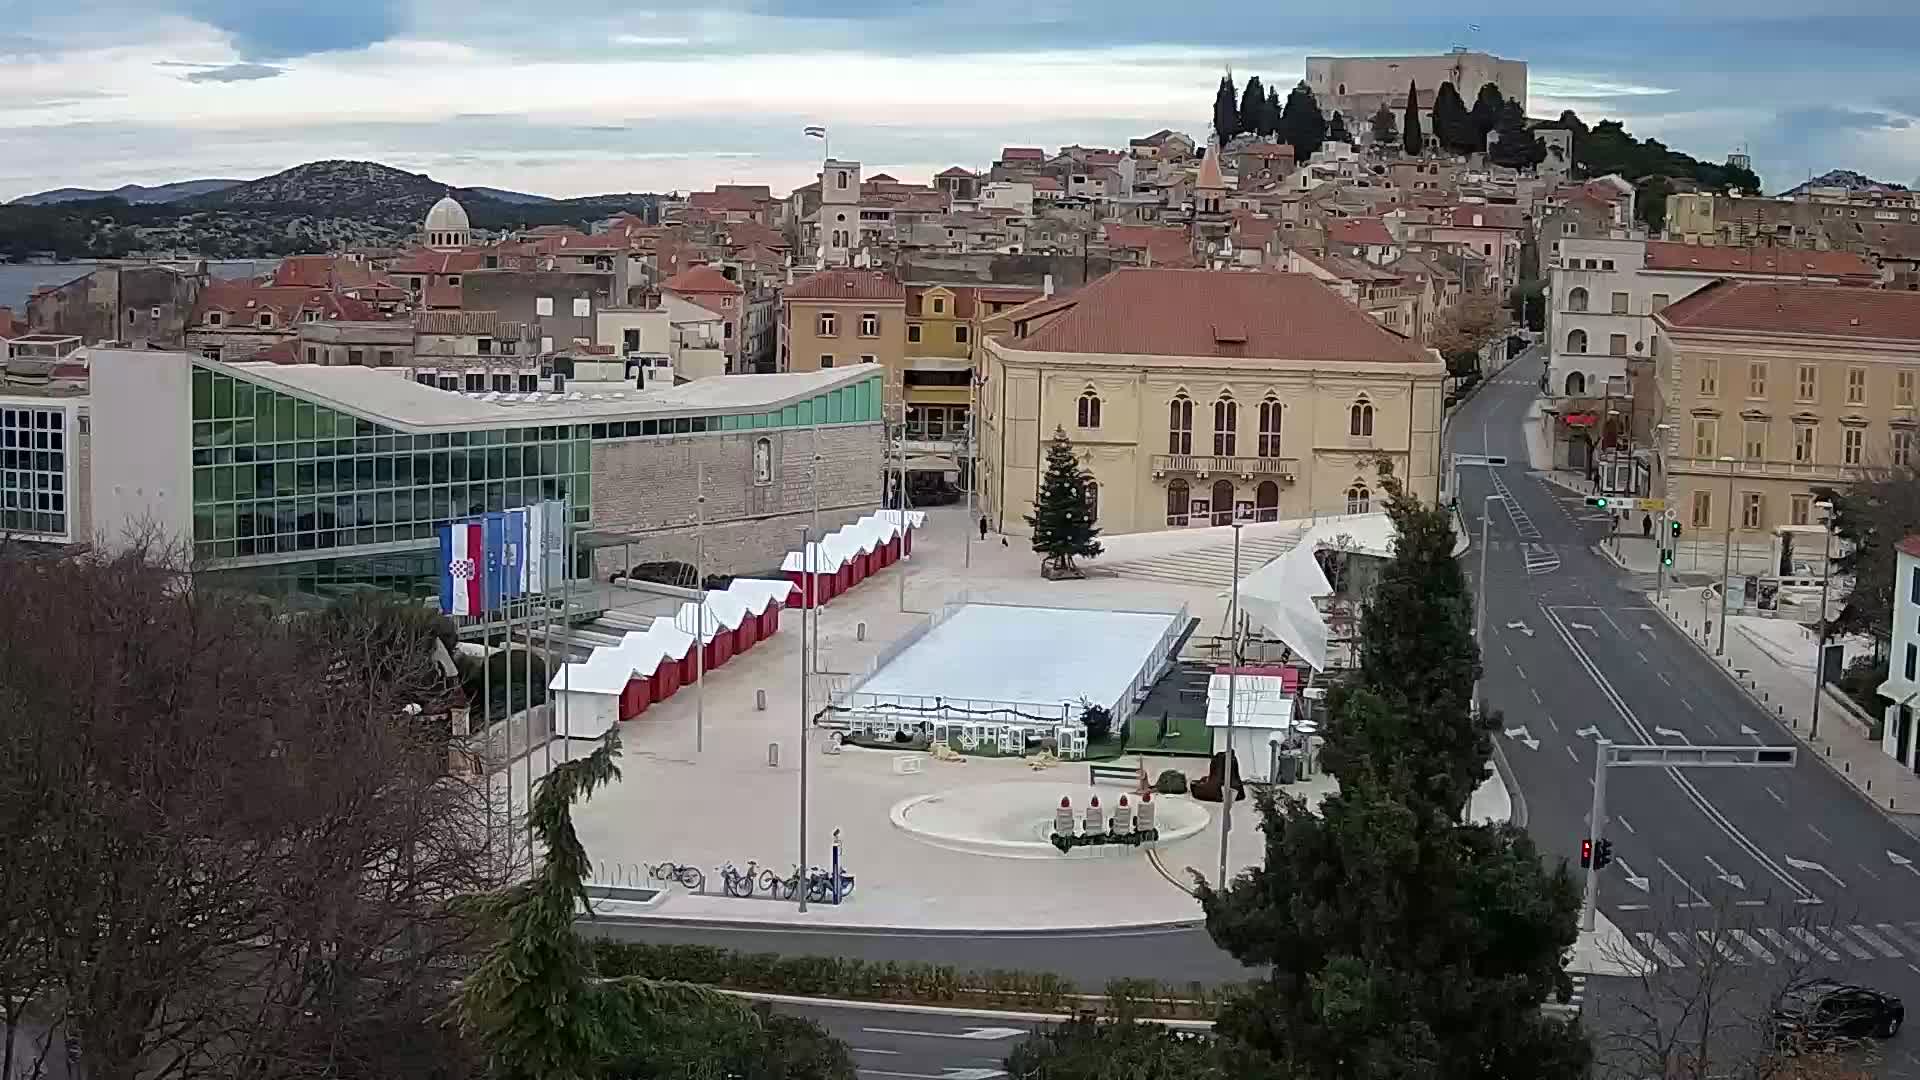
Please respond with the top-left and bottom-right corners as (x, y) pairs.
(587, 941), (1242, 1020)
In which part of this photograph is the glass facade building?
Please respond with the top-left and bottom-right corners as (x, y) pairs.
(0, 403), (72, 540)
(188, 362), (883, 601)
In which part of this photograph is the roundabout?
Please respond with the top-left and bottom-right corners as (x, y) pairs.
(890, 779), (1211, 860)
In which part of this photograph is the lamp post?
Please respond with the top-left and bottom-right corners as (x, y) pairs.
(1654, 422), (1672, 593)
(1217, 516), (1244, 891)
(797, 523), (812, 912)
(1474, 494), (1503, 715)
(695, 467), (707, 753)
(1811, 500), (1835, 739)
(1717, 455), (1736, 656)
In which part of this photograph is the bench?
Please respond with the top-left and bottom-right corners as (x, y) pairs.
(1089, 763), (1139, 786)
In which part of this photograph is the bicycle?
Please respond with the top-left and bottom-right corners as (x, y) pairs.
(762, 866), (803, 901)
(717, 861), (762, 898)
(648, 861), (705, 893)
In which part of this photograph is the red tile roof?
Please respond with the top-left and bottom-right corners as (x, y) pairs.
(1331, 217), (1395, 247)
(1656, 279), (1920, 342)
(1445, 204), (1530, 230)
(1896, 535), (1920, 560)
(1031, 176), (1062, 192)
(1643, 241), (1877, 281)
(422, 280), (462, 309)
(783, 269), (907, 302)
(1102, 224), (1194, 267)
(271, 254), (382, 290)
(999, 147), (1045, 161)
(192, 281), (381, 325)
(689, 189), (768, 213)
(662, 265), (744, 295)
(387, 249), (488, 274)
(1007, 269), (1434, 364)
(937, 166), (975, 178)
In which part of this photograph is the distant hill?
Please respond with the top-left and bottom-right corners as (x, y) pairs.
(9, 179), (245, 206)
(1774, 169), (1909, 198)
(1, 159), (659, 262)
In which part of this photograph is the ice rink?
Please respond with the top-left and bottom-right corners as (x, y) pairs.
(852, 602), (1181, 712)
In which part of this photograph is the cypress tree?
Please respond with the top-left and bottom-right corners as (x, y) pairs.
(1276, 81), (1328, 162)
(1470, 81), (1506, 147)
(1212, 74), (1240, 144)
(1266, 85), (1282, 138)
(1238, 75), (1268, 139)
(1369, 102), (1397, 146)
(1431, 80), (1475, 154)
(1326, 110), (1351, 145)
(1401, 79), (1423, 155)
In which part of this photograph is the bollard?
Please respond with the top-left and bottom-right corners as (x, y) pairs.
(1053, 796), (1076, 838)
(1083, 796), (1106, 836)
(1112, 794), (1135, 834)
(1761, 691), (1768, 702)
(1866, 779), (1872, 792)
(768, 741), (780, 768)
(1844, 760), (1850, 773)
(1137, 792), (1156, 832)
(1825, 745), (1832, 757)
(857, 621), (867, 642)
(756, 688), (767, 711)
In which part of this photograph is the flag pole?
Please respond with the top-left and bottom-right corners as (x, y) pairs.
(696, 467), (707, 754)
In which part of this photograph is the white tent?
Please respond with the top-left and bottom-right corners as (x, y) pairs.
(548, 650), (635, 738)
(726, 577), (796, 614)
(1205, 673), (1309, 783)
(1236, 540), (1335, 672)
(780, 540), (847, 574)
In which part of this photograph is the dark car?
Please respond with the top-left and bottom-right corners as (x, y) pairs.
(1772, 979), (1904, 1049)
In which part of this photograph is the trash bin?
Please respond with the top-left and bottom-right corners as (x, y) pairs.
(1276, 753), (1299, 785)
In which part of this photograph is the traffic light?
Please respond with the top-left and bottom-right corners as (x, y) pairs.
(1585, 496), (1610, 509)
(1662, 549), (1674, 567)
(1580, 838), (1593, 868)
(1595, 839), (1614, 870)
(1670, 520), (1682, 539)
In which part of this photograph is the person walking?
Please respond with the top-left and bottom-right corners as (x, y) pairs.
(979, 514), (989, 541)
(1642, 513), (1653, 539)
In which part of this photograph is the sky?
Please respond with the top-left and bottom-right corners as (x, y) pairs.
(2, 6), (1918, 202)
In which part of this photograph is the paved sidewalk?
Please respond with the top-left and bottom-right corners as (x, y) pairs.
(1649, 586), (1920, 829)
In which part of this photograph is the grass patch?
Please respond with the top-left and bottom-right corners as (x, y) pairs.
(1124, 715), (1213, 757)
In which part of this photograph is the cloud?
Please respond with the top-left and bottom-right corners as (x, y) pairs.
(182, 62), (284, 82)
(177, 0), (404, 59)
(1777, 105), (1911, 132)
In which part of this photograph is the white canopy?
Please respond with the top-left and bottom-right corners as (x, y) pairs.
(1204, 674), (1297, 731)
(548, 649), (634, 694)
(780, 540), (846, 573)
(1236, 540), (1334, 672)
(727, 577), (796, 612)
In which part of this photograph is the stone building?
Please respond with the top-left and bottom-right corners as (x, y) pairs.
(1305, 49), (1528, 128)
(979, 268), (1445, 536)
(26, 263), (205, 347)
(779, 268), (908, 395)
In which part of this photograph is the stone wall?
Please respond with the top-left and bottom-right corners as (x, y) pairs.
(588, 421), (884, 578)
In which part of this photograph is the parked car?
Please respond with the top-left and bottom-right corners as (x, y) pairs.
(1772, 978), (1904, 1049)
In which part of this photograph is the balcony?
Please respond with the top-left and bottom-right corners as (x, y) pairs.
(1151, 454), (1298, 481)
(1667, 456), (1865, 484)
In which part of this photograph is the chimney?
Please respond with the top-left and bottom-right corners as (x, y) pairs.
(1042, 273), (1054, 298)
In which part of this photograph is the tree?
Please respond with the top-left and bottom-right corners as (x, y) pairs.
(0, 545), (501, 1080)
(1488, 100), (1547, 169)
(1817, 465), (1920, 641)
(1212, 74), (1240, 143)
(1470, 81), (1507, 147)
(1402, 79), (1424, 155)
(1275, 80), (1328, 162)
(1429, 292), (1513, 382)
(1265, 85), (1282, 138)
(1430, 80), (1477, 155)
(1003, 1015), (1246, 1079)
(1370, 102), (1398, 146)
(1637, 173), (1675, 234)
(1195, 472), (1588, 1080)
(1238, 75), (1268, 139)
(1025, 427), (1103, 577)
(1326, 110), (1351, 144)
(458, 735), (854, 1080)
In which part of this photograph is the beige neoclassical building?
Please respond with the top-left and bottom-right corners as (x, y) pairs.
(979, 268), (1446, 536)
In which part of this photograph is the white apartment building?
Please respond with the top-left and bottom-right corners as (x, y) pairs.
(1877, 536), (1920, 775)
(1548, 237), (1655, 398)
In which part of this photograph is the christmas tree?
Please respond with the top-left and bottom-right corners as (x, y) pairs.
(1025, 427), (1103, 578)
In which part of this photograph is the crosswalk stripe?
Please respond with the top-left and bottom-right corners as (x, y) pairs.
(1698, 930), (1748, 964)
(1760, 928), (1810, 963)
(1821, 927), (1875, 960)
(1729, 929), (1775, 963)
(1790, 927), (1842, 961)
(1878, 923), (1920, 956)
(1637, 931), (1684, 969)
(1848, 925), (1903, 959)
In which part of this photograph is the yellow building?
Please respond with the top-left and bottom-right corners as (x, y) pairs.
(902, 283), (1042, 442)
(979, 268), (1446, 535)
(778, 269), (908, 397)
(1651, 280), (1920, 538)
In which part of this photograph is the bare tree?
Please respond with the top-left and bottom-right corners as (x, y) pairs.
(0, 546), (504, 1080)
(1597, 894), (1881, 1080)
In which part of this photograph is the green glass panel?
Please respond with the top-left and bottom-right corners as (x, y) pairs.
(212, 374), (234, 419)
(781, 405), (798, 426)
(214, 466), (235, 501)
(192, 368), (212, 420)
(192, 507), (214, 543)
(232, 381), (251, 419)
(192, 422), (213, 449)
(797, 399), (813, 426)
(193, 469), (212, 503)
(295, 401), (316, 439)
(255, 391), (276, 441)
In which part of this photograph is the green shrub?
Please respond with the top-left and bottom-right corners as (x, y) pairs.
(1155, 769), (1189, 795)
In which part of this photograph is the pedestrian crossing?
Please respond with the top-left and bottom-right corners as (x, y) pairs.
(1541, 974), (1587, 1020)
(1624, 921), (1920, 972)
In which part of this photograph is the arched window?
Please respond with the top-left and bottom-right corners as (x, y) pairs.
(1346, 484), (1371, 515)
(1168, 395), (1193, 455)
(1256, 480), (1280, 522)
(1167, 479), (1190, 526)
(1085, 480), (1099, 523)
(1349, 397), (1374, 437)
(1077, 389), (1102, 429)
(1258, 396), (1283, 457)
(1567, 328), (1588, 354)
(1211, 479), (1235, 526)
(1564, 371), (1587, 396)
(1213, 393), (1238, 456)
(1567, 287), (1589, 312)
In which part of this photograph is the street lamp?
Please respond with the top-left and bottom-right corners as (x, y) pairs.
(1217, 516), (1244, 891)
(1811, 500), (1835, 739)
(1716, 455), (1736, 656)
(1474, 493), (1504, 715)
(1654, 422), (1673, 595)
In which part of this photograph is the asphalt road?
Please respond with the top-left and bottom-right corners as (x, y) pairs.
(1451, 349), (1920, 1076)
(775, 1001), (1049, 1079)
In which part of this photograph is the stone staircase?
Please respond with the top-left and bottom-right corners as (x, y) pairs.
(1097, 527), (1307, 588)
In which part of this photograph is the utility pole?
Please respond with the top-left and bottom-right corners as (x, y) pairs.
(1717, 455), (1735, 655)
(1475, 494), (1499, 713)
(797, 523), (812, 912)
(1811, 500), (1835, 739)
(1217, 518), (1243, 890)
(810, 422), (822, 672)
(695, 466), (707, 754)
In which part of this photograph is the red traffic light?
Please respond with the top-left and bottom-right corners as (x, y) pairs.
(1580, 838), (1593, 868)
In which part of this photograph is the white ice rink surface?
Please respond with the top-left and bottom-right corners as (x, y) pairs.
(853, 603), (1179, 709)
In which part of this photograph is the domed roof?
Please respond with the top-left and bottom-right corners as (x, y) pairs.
(424, 195), (470, 233)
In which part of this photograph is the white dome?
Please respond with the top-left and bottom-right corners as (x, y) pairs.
(424, 195), (470, 234)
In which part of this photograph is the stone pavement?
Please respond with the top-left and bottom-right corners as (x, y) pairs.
(1649, 586), (1920, 831)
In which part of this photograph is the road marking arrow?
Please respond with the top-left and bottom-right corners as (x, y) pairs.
(1574, 726), (1599, 739)
(1704, 855), (1747, 891)
(1739, 724), (1760, 740)
(1639, 623), (1657, 635)
(1615, 858), (1650, 892)
(1654, 726), (1690, 741)
(863, 1027), (1027, 1042)
(1568, 620), (1597, 634)
(1506, 621), (1535, 638)
(1503, 725), (1540, 751)
(1890, 851), (1920, 877)
(1783, 856), (1847, 890)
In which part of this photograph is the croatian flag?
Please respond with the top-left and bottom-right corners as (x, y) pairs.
(439, 519), (486, 616)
